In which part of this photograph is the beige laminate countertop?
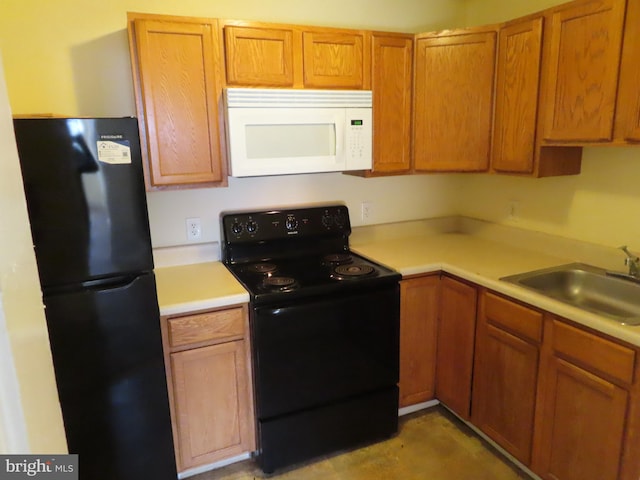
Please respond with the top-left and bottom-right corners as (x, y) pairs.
(352, 231), (640, 348)
(153, 220), (640, 347)
(155, 261), (249, 317)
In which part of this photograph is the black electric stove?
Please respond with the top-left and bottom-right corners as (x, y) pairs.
(221, 204), (401, 474)
(221, 204), (400, 304)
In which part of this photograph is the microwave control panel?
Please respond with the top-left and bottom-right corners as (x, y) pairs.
(345, 108), (372, 170)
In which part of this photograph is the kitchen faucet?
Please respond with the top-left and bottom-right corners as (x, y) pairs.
(619, 245), (640, 278)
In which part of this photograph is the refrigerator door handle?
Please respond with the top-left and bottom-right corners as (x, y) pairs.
(44, 273), (146, 296)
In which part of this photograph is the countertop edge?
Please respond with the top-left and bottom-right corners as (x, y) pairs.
(159, 293), (250, 317)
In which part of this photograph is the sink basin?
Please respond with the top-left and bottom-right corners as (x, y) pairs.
(501, 263), (640, 326)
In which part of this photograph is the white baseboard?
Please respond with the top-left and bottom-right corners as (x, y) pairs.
(398, 399), (440, 416)
(177, 452), (252, 479)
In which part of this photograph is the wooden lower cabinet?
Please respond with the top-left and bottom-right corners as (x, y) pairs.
(471, 291), (542, 465)
(435, 275), (477, 419)
(399, 275), (439, 407)
(532, 317), (636, 480)
(171, 341), (253, 469)
(163, 306), (255, 472)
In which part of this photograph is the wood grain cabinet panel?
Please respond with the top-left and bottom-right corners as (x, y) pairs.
(223, 25), (295, 87)
(472, 292), (540, 465)
(413, 29), (496, 172)
(615, 0), (640, 141)
(541, 0), (626, 143)
(399, 275), (439, 407)
(302, 31), (367, 88)
(492, 16), (543, 173)
(371, 33), (413, 173)
(129, 16), (226, 188)
(435, 276), (477, 420)
(171, 341), (253, 470)
(535, 358), (628, 480)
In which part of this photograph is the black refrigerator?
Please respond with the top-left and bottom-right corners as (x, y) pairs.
(13, 117), (177, 480)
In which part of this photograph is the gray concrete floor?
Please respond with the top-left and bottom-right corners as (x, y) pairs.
(192, 406), (530, 479)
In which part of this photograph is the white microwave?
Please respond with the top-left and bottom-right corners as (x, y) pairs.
(224, 88), (372, 177)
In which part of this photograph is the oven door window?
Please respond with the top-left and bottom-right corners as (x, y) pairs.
(252, 285), (399, 420)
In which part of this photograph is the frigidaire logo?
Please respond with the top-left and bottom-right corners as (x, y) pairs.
(0, 455), (77, 479)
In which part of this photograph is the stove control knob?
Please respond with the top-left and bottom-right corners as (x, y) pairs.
(285, 215), (298, 232)
(334, 211), (346, 228)
(231, 222), (243, 235)
(321, 212), (333, 228)
(246, 220), (258, 234)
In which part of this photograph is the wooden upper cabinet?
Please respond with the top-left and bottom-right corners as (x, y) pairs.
(615, 0), (640, 142)
(371, 33), (413, 173)
(540, 0), (626, 143)
(223, 24), (297, 87)
(413, 29), (496, 172)
(492, 16), (543, 174)
(128, 15), (226, 189)
(302, 31), (368, 89)
(220, 21), (370, 89)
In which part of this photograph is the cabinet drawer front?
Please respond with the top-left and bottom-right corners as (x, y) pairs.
(484, 292), (543, 343)
(169, 308), (244, 347)
(552, 319), (635, 385)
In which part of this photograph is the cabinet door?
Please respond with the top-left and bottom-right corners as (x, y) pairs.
(615, 0), (640, 141)
(435, 276), (477, 420)
(302, 31), (367, 88)
(413, 30), (496, 172)
(535, 357), (627, 480)
(132, 18), (225, 187)
(371, 34), (413, 173)
(399, 275), (439, 407)
(472, 294), (540, 465)
(492, 17), (543, 173)
(170, 341), (253, 470)
(541, 0), (626, 142)
(223, 25), (296, 87)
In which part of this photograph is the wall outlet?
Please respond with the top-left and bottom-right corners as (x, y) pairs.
(186, 217), (202, 241)
(361, 201), (373, 224)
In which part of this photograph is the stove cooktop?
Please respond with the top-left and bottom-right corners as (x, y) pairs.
(227, 251), (400, 304)
(221, 204), (401, 304)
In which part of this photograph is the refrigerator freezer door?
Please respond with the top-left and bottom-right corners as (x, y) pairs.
(14, 117), (153, 288)
(44, 272), (177, 479)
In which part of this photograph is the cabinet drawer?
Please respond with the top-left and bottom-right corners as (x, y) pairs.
(168, 308), (244, 348)
(552, 319), (636, 385)
(484, 292), (543, 343)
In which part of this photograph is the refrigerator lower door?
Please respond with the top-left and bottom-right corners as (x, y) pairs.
(44, 272), (177, 480)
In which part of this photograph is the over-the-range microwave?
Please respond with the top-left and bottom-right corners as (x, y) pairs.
(224, 87), (372, 177)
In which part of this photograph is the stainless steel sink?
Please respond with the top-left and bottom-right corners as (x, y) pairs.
(501, 263), (640, 326)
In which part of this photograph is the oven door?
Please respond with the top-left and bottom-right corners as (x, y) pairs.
(251, 283), (399, 420)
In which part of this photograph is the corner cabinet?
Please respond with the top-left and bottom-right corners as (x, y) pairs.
(435, 275), (477, 420)
(127, 14), (227, 189)
(161, 306), (255, 473)
(413, 28), (496, 172)
(399, 275), (439, 407)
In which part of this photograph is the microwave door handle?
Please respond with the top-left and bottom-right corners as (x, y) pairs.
(334, 123), (343, 161)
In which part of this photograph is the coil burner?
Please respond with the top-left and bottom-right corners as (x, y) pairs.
(331, 264), (376, 280)
(263, 276), (299, 292)
(247, 263), (278, 275)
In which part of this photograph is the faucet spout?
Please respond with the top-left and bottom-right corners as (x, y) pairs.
(619, 246), (640, 278)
